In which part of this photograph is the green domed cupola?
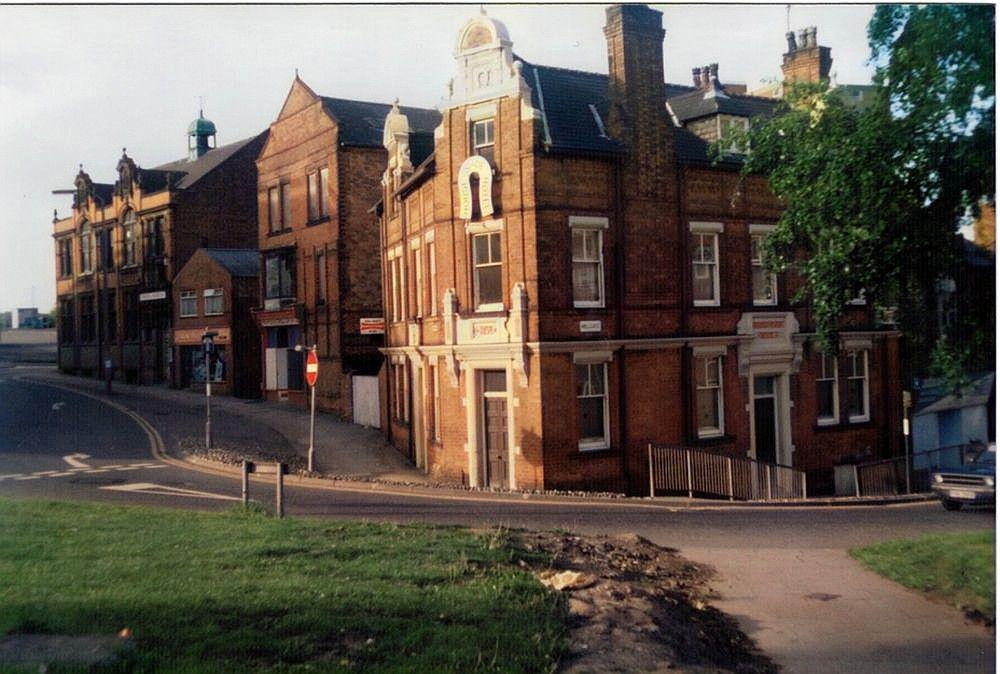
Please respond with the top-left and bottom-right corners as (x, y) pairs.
(188, 109), (217, 160)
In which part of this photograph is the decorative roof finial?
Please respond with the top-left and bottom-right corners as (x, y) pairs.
(480, 4), (486, 15)
(295, 67), (299, 79)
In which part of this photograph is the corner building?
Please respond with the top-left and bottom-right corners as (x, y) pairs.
(378, 6), (903, 494)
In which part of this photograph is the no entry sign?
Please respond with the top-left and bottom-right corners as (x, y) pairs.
(305, 350), (319, 387)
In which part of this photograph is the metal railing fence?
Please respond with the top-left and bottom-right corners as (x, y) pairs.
(854, 444), (982, 497)
(648, 444), (807, 501)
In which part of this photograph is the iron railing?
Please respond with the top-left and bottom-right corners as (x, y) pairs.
(648, 444), (807, 501)
(853, 444), (983, 497)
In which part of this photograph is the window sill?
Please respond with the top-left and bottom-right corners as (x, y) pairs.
(578, 439), (610, 452)
(816, 417), (839, 427)
(752, 300), (778, 307)
(267, 228), (293, 237)
(693, 300), (720, 308)
(475, 303), (504, 313)
(849, 415), (870, 424)
(179, 314), (199, 319)
(204, 312), (224, 317)
(306, 216), (330, 227)
(575, 446), (618, 458)
(573, 301), (605, 310)
(696, 429), (725, 440)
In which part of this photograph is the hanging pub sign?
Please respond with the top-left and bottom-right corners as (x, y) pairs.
(457, 155), (494, 220)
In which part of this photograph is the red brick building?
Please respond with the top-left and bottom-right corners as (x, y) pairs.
(171, 248), (261, 398)
(378, 6), (903, 495)
(53, 115), (267, 386)
(252, 77), (439, 420)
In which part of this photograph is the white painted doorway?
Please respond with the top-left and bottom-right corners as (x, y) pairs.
(351, 375), (380, 428)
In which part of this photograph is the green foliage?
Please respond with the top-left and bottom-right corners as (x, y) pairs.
(0, 498), (567, 673)
(928, 336), (972, 396)
(851, 531), (995, 620)
(723, 5), (994, 355)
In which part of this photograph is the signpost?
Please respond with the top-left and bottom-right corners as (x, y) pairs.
(202, 330), (218, 449)
(301, 345), (319, 472)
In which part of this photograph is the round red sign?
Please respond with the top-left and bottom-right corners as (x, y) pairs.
(305, 350), (319, 387)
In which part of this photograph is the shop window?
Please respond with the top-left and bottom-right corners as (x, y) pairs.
(102, 289), (116, 339)
(123, 290), (139, 341)
(695, 354), (724, 438)
(576, 362), (609, 450)
(58, 297), (75, 344)
(79, 294), (95, 343)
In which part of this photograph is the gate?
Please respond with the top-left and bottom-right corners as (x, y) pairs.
(351, 375), (380, 428)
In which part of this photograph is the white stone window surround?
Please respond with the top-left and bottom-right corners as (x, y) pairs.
(689, 221), (723, 307)
(573, 351), (612, 451)
(749, 223), (778, 307)
(466, 219), (505, 313)
(816, 350), (840, 426)
(387, 245), (405, 323)
(410, 237), (423, 318)
(569, 216), (609, 309)
(693, 344), (726, 439)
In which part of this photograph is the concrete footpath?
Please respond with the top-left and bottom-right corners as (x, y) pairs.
(686, 546), (994, 673)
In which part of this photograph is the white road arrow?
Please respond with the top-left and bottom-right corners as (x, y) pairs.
(99, 482), (240, 501)
(51, 402), (65, 411)
(62, 453), (91, 468)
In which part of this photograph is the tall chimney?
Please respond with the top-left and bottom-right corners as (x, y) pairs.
(604, 4), (672, 195)
(692, 67), (702, 88)
(782, 25), (832, 86)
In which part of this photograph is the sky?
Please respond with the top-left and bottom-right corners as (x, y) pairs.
(0, 3), (877, 315)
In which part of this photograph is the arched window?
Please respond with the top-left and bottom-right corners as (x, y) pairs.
(122, 210), (138, 266)
(79, 221), (92, 273)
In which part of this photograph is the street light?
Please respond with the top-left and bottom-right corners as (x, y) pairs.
(202, 329), (218, 449)
(294, 343), (318, 472)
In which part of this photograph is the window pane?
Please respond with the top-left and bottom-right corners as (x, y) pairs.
(573, 262), (600, 302)
(269, 188), (280, 232)
(572, 229), (587, 259)
(307, 172), (319, 221)
(817, 380), (835, 418)
(319, 168), (329, 216)
(578, 396), (605, 441)
(848, 379), (864, 417)
(697, 388), (720, 431)
(473, 234), (491, 265)
(476, 265), (502, 305)
(754, 375), (774, 396)
(281, 183), (292, 228)
(265, 257), (280, 298)
(482, 370), (506, 393)
(752, 266), (773, 301)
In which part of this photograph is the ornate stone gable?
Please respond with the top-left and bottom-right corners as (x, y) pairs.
(444, 13), (532, 111)
(115, 148), (138, 200)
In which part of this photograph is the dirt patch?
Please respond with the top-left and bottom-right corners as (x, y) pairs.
(517, 531), (777, 673)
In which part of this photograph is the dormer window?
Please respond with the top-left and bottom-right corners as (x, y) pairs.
(472, 118), (495, 165)
(719, 116), (750, 154)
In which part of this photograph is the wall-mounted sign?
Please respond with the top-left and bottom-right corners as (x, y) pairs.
(139, 290), (167, 302)
(360, 317), (385, 335)
(579, 320), (602, 333)
(173, 327), (231, 346)
(457, 155), (494, 220)
(260, 317), (298, 328)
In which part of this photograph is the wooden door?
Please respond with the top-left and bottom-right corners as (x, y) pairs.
(481, 370), (508, 489)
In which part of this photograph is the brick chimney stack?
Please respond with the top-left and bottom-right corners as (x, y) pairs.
(781, 25), (832, 86)
(604, 3), (672, 195)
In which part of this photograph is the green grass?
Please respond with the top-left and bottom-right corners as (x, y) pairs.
(0, 498), (566, 672)
(850, 531), (995, 621)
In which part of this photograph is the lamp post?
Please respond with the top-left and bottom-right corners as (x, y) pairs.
(202, 329), (218, 449)
(295, 343), (319, 472)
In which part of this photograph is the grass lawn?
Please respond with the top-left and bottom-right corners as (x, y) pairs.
(0, 498), (566, 672)
(850, 531), (995, 621)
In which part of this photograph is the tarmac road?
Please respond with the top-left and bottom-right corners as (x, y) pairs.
(0, 365), (994, 673)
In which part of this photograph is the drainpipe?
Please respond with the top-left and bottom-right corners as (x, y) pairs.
(613, 153), (630, 492)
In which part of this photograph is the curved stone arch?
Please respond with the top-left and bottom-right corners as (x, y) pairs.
(457, 155), (494, 220)
(454, 14), (511, 56)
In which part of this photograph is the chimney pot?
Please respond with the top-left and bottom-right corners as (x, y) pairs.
(807, 26), (817, 48)
(797, 29), (808, 50)
(692, 67), (702, 88)
(701, 66), (711, 89)
(709, 63), (719, 83)
(785, 31), (797, 53)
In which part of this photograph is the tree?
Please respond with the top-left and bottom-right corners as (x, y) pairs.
(726, 5), (994, 367)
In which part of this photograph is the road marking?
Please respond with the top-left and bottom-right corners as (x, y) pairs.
(100, 482), (240, 502)
(51, 402), (65, 411)
(0, 463), (167, 482)
(62, 453), (91, 468)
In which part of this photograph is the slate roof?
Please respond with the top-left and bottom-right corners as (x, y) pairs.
(408, 131), (436, 167)
(519, 61), (768, 166)
(203, 248), (260, 278)
(150, 131), (268, 191)
(92, 183), (115, 205)
(666, 87), (778, 124)
(320, 97), (441, 148)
